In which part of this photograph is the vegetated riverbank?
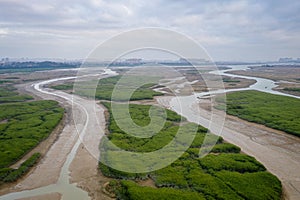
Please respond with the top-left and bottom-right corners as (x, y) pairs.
(0, 69), (119, 199)
(0, 78), (64, 186)
(227, 65), (300, 97)
(51, 75), (163, 101)
(221, 90), (300, 137)
(49, 71), (280, 199)
(98, 102), (282, 200)
(3, 65), (296, 198)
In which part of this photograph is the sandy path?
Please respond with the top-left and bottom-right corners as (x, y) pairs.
(157, 96), (300, 200)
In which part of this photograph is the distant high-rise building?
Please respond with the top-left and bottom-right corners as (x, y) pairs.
(278, 57), (293, 62)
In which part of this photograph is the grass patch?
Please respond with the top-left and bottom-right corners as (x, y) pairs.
(199, 153), (265, 173)
(0, 100), (64, 168)
(99, 102), (282, 199)
(0, 84), (33, 103)
(224, 90), (300, 137)
(222, 78), (241, 83)
(283, 87), (300, 92)
(114, 180), (205, 200)
(51, 83), (73, 90)
(0, 76), (64, 183)
(52, 75), (163, 101)
(1, 153), (41, 183)
(216, 171), (282, 200)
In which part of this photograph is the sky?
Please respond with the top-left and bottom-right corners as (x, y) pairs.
(0, 0), (299, 61)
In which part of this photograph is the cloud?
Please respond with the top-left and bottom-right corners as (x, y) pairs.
(0, 0), (299, 61)
(0, 29), (9, 37)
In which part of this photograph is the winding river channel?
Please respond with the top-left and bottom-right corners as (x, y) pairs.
(162, 65), (300, 200)
(1, 65), (300, 200)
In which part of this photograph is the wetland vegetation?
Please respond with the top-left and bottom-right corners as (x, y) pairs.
(223, 90), (300, 137)
(99, 102), (282, 200)
(51, 75), (163, 101)
(0, 79), (64, 183)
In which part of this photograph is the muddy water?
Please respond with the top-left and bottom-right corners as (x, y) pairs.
(158, 65), (300, 200)
(209, 65), (300, 99)
(1, 65), (299, 199)
(0, 68), (117, 200)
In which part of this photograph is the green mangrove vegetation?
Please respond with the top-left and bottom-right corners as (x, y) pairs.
(223, 90), (300, 137)
(283, 87), (300, 92)
(51, 75), (163, 101)
(0, 153), (41, 183)
(0, 74), (64, 183)
(99, 102), (282, 200)
(0, 100), (64, 167)
(222, 77), (241, 83)
(0, 100), (64, 182)
(0, 82), (33, 103)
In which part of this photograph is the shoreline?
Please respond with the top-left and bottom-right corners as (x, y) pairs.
(156, 95), (300, 200)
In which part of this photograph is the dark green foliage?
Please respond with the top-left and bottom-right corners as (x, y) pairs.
(53, 75), (163, 101)
(216, 171), (282, 200)
(0, 74), (63, 183)
(186, 169), (243, 200)
(0, 85), (33, 103)
(199, 153), (266, 173)
(51, 83), (73, 90)
(283, 87), (300, 92)
(222, 78), (241, 83)
(224, 90), (300, 137)
(99, 102), (282, 199)
(99, 162), (147, 180)
(0, 168), (13, 180)
(102, 102), (185, 153)
(0, 101), (64, 168)
(116, 180), (205, 200)
(152, 165), (188, 188)
(190, 133), (222, 148)
(0, 61), (79, 74)
(211, 143), (241, 153)
(1, 153), (40, 182)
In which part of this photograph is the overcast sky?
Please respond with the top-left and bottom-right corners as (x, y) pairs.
(0, 0), (299, 61)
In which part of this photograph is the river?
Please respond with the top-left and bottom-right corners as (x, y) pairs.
(160, 64), (300, 200)
(0, 68), (117, 200)
(1, 65), (299, 199)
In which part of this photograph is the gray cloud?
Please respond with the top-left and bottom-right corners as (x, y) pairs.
(0, 0), (299, 61)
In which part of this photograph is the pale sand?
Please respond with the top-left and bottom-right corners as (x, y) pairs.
(69, 144), (112, 200)
(69, 102), (113, 200)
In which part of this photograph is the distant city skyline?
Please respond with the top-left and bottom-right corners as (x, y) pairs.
(0, 0), (299, 62)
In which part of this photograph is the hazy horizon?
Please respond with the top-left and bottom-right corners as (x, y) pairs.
(0, 0), (299, 62)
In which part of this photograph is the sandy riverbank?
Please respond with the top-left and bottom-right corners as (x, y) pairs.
(0, 80), (108, 199)
(156, 95), (300, 200)
(69, 102), (113, 200)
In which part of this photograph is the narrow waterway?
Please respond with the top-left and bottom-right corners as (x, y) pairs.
(209, 65), (300, 99)
(160, 64), (300, 200)
(1, 65), (299, 199)
(0, 68), (117, 200)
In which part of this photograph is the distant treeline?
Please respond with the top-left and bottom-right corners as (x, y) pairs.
(0, 61), (80, 73)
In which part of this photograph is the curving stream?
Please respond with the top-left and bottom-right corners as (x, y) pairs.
(1, 65), (299, 200)
(209, 65), (300, 99)
(0, 68), (117, 200)
(163, 65), (300, 199)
